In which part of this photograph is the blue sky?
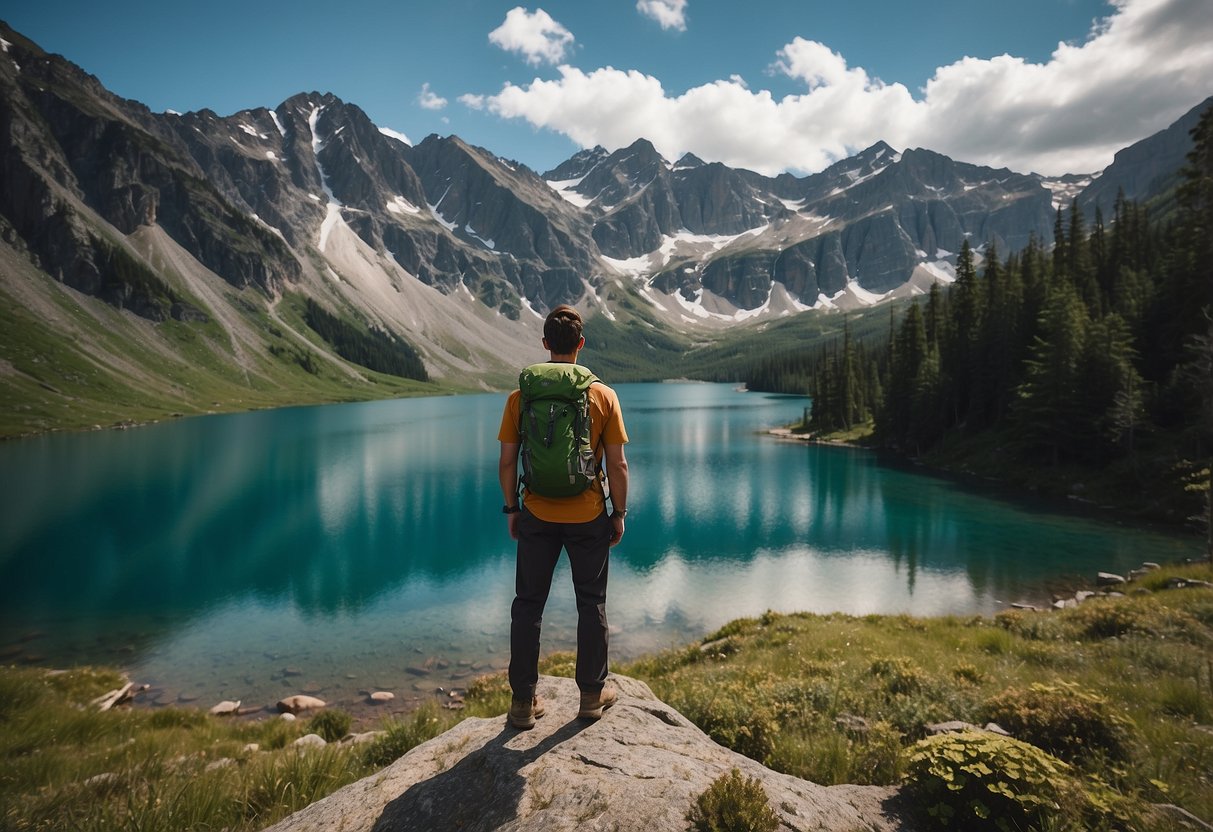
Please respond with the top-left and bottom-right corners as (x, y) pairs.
(4, 0), (1211, 176)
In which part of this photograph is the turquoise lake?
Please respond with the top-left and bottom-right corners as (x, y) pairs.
(0, 382), (1199, 712)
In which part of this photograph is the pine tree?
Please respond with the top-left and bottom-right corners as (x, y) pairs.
(1015, 282), (1090, 465)
(1067, 199), (1099, 313)
(1052, 206), (1067, 283)
(944, 240), (983, 427)
(1078, 313), (1143, 459)
(884, 301), (929, 448)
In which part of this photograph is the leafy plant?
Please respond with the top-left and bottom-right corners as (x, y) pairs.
(685, 768), (779, 832)
(904, 732), (1077, 830)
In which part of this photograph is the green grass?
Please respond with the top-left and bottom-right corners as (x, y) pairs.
(0, 276), (458, 439)
(0, 662), (522, 832)
(618, 565), (1213, 828)
(4, 573), (1210, 830)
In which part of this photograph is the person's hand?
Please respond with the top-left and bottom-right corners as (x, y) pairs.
(609, 514), (625, 547)
(507, 512), (520, 541)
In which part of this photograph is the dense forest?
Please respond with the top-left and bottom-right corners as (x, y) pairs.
(749, 105), (1213, 542)
(304, 299), (429, 382)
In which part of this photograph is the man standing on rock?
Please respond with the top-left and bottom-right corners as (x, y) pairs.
(498, 305), (630, 729)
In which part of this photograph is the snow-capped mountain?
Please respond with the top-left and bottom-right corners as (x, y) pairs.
(0, 19), (1207, 397)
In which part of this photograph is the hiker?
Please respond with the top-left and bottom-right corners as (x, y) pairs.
(497, 304), (630, 730)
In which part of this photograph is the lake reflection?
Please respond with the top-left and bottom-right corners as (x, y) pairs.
(0, 384), (1198, 709)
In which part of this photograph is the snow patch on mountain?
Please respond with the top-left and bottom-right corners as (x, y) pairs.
(427, 185), (459, 233)
(464, 224), (496, 250)
(250, 214), (287, 242)
(920, 260), (957, 283)
(1041, 174), (1099, 211)
(546, 177), (593, 208)
(308, 105), (347, 253)
(378, 127), (412, 146)
(386, 195), (421, 215)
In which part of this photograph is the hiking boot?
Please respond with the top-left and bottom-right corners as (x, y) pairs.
(577, 685), (618, 719)
(507, 695), (545, 730)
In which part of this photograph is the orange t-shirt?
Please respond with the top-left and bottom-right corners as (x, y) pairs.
(498, 378), (628, 523)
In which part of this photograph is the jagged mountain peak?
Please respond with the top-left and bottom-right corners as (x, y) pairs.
(281, 90), (344, 112)
(673, 152), (707, 171)
(1, 15), (1207, 379)
(543, 145), (610, 181)
(614, 137), (667, 167)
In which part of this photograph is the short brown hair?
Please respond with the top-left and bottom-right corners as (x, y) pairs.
(543, 305), (583, 354)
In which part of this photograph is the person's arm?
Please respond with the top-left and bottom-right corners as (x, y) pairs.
(603, 442), (628, 546)
(499, 441), (521, 540)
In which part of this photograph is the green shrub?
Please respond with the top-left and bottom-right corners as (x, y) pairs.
(951, 662), (985, 685)
(308, 709), (352, 743)
(868, 656), (926, 695)
(685, 768), (780, 832)
(903, 732), (1076, 830)
(975, 627), (1016, 654)
(982, 682), (1135, 764)
(668, 683), (779, 763)
(993, 609), (1060, 642)
(361, 705), (445, 768)
(849, 720), (906, 785)
(1064, 598), (1210, 644)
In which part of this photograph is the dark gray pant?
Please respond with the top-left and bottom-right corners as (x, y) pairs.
(509, 508), (611, 700)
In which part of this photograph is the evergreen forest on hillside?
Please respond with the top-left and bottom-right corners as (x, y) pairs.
(747, 106), (1213, 539)
(304, 299), (429, 383)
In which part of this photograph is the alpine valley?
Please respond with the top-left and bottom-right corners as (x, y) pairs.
(0, 21), (1207, 435)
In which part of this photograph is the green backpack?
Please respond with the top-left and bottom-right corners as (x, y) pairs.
(518, 363), (601, 498)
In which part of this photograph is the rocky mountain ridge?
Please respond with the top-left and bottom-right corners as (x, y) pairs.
(0, 19), (1207, 412)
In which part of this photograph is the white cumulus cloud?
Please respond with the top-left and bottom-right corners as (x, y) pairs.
(637, 0), (688, 32)
(417, 83), (448, 110)
(488, 7), (575, 67)
(464, 0), (1213, 176)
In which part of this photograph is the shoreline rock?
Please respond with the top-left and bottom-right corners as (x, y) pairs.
(261, 674), (909, 832)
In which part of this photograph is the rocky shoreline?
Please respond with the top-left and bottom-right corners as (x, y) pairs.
(66, 557), (1211, 740)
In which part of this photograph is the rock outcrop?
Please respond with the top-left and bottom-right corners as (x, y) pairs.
(262, 674), (910, 832)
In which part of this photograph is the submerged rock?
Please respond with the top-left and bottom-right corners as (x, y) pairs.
(278, 695), (326, 714)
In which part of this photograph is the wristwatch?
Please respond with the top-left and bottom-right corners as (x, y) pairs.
(610, 508), (628, 519)
(502, 504), (521, 514)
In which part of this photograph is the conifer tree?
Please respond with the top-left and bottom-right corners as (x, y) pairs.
(1052, 206), (1067, 282)
(944, 240), (982, 426)
(886, 301), (928, 448)
(1067, 199), (1099, 313)
(1015, 282), (1090, 465)
(1078, 313), (1143, 459)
